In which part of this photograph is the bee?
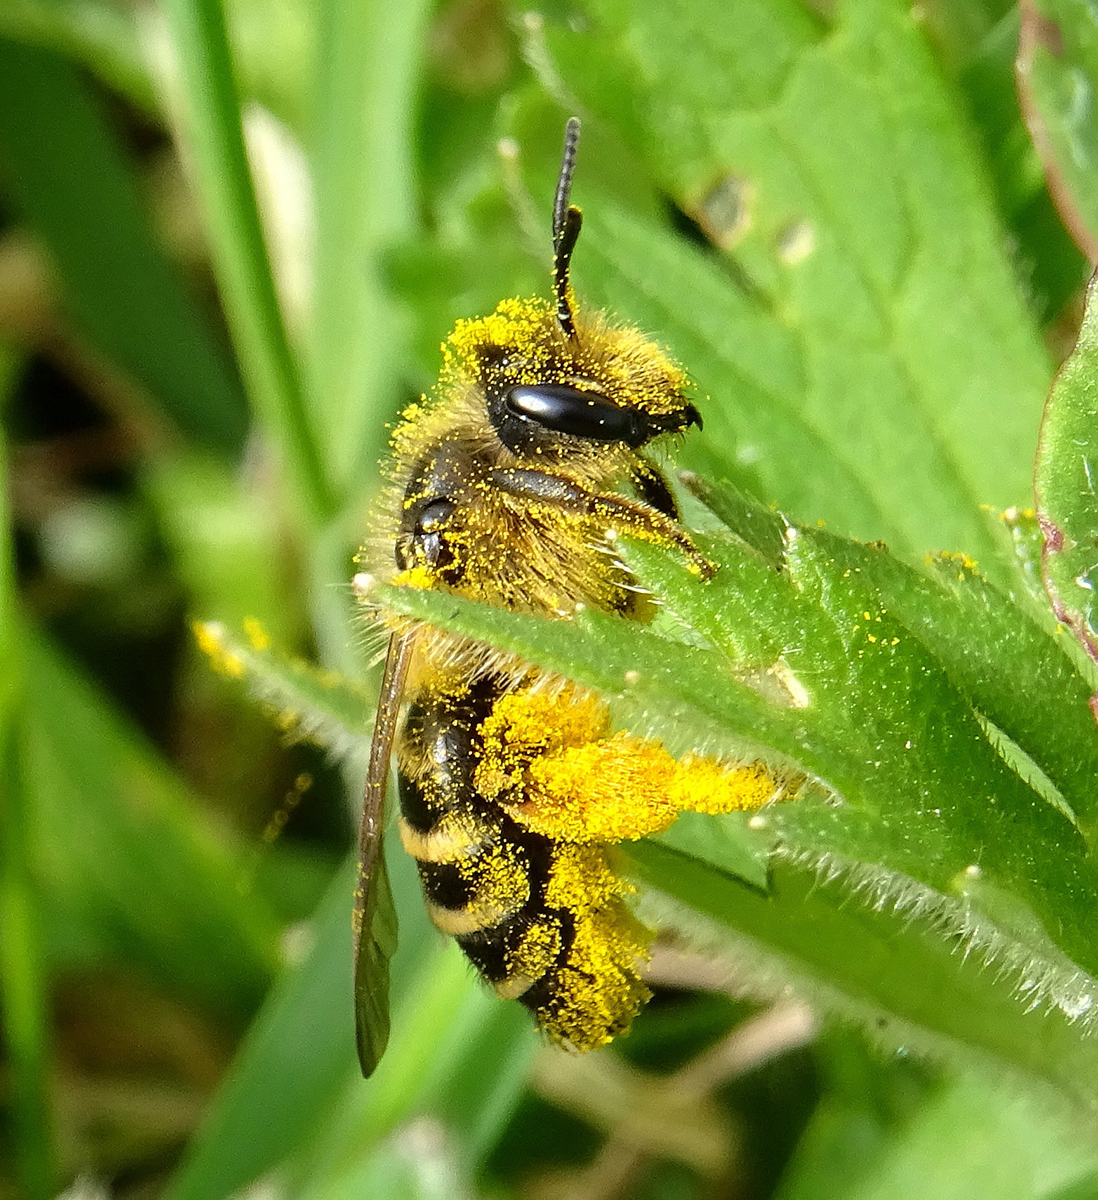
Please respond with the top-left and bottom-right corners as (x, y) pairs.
(353, 119), (773, 1077)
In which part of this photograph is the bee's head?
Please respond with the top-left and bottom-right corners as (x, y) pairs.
(439, 118), (702, 460)
(442, 298), (701, 459)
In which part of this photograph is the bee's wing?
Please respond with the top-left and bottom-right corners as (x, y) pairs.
(353, 630), (414, 1077)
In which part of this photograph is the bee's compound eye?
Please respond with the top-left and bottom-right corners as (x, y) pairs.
(396, 497), (460, 574)
(410, 497), (459, 577)
(504, 384), (645, 447)
(417, 498), (456, 533)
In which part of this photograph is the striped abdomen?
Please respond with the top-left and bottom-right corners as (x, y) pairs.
(396, 672), (650, 1049)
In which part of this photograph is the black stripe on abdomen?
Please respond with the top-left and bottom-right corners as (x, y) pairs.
(397, 674), (574, 997)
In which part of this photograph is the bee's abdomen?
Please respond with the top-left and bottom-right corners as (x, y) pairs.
(397, 674), (553, 953)
(397, 698), (564, 984)
(397, 676), (649, 1049)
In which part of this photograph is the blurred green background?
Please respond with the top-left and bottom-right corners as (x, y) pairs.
(3, 0), (1098, 1197)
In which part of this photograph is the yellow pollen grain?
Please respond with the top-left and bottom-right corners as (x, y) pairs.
(522, 735), (680, 841)
(446, 299), (553, 384)
(440, 296), (687, 420)
(243, 617), (271, 651)
(545, 843), (628, 910)
(517, 734), (781, 842)
(192, 621), (245, 678)
(669, 757), (779, 814)
(391, 565), (436, 590)
(476, 687), (610, 802)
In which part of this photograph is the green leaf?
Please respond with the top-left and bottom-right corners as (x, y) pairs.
(632, 845), (1098, 1116)
(516, 0), (1052, 570)
(633, 524), (1098, 980)
(23, 628), (279, 1016)
(656, 810), (773, 892)
(1017, 0), (1098, 261)
(1046, 1175), (1098, 1200)
(305, 0), (431, 499)
(1036, 273), (1098, 675)
(0, 426), (55, 1198)
(777, 1069), (1098, 1200)
(999, 504), (1056, 612)
(926, 5), (1088, 327)
(708, 508), (1098, 839)
(683, 472), (787, 568)
(192, 619), (374, 765)
(0, 36), (248, 453)
(158, 0), (335, 522)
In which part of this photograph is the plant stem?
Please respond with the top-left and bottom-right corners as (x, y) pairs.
(159, 0), (337, 526)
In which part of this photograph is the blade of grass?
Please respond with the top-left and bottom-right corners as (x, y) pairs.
(23, 626), (280, 1017)
(0, 406), (55, 1200)
(0, 36), (247, 453)
(0, 351), (17, 690)
(0, 0), (157, 115)
(164, 860), (361, 1200)
(166, 842), (438, 1200)
(305, 0), (431, 497)
(0, 716), (55, 1200)
(157, 0), (336, 523)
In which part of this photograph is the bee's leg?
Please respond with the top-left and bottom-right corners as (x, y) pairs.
(591, 492), (715, 578)
(489, 467), (715, 579)
(631, 456), (679, 520)
(479, 689), (785, 843)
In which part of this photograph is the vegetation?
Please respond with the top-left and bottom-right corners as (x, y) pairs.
(3, 0), (1098, 1197)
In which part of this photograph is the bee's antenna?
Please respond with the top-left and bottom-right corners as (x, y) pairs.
(552, 117), (581, 242)
(552, 117), (583, 340)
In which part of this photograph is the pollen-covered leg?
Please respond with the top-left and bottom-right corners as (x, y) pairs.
(588, 491), (716, 579)
(523, 739), (782, 841)
(488, 467), (716, 579)
(476, 687), (786, 843)
(522, 844), (652, 1051)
